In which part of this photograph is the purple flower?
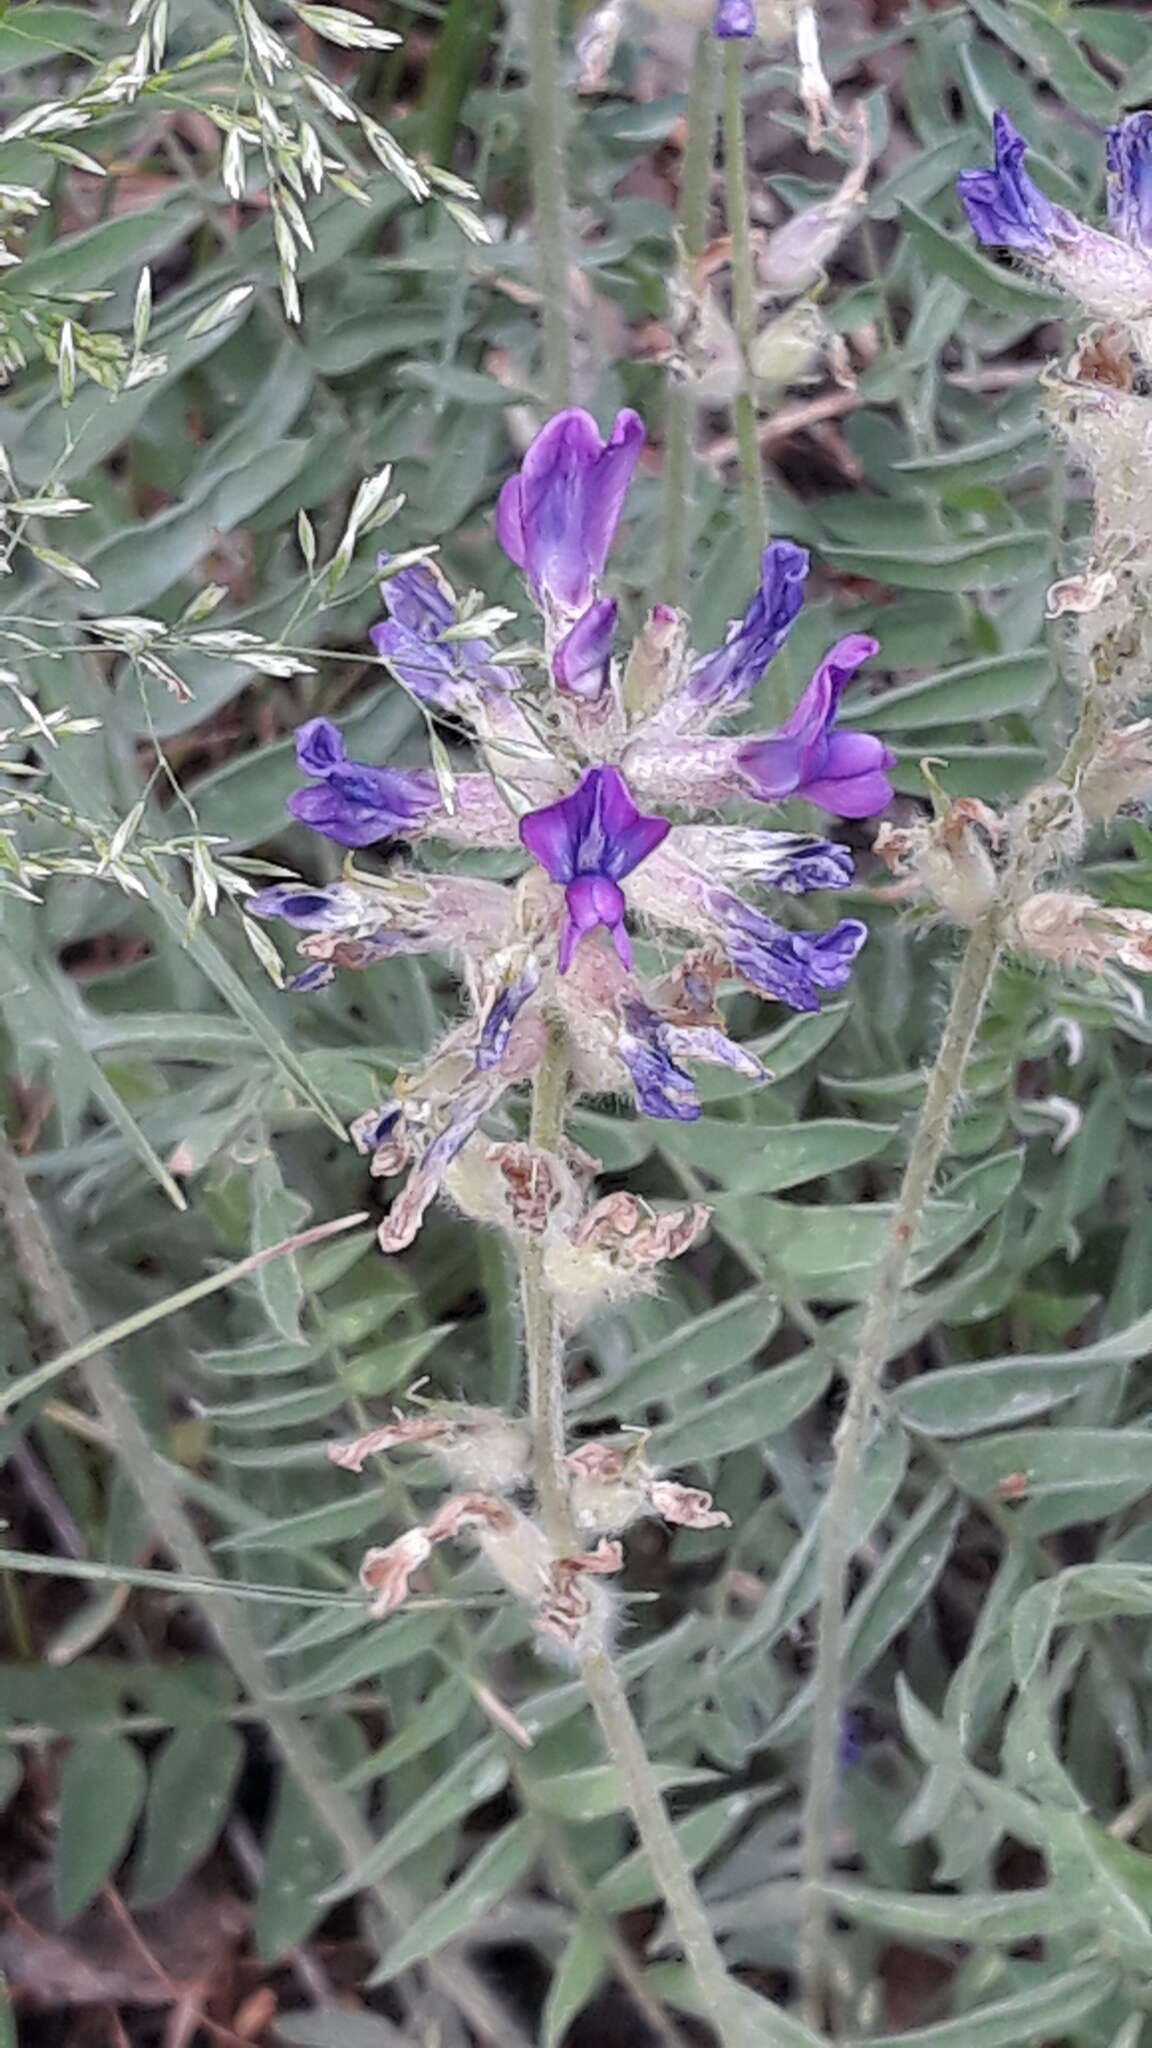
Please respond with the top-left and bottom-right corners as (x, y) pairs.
(711, 891), (868, 1010)
(553, 598), (617, 701)
(519, 764), (670, 972)
(287, 717), (440, 848)
(496, 408), (645, 619)
(247, 880), (369, 929)
(713, 0), (756, 37)
(476, 954), (541, 1070)
(956, 110), (1075, 258)
(1106, 113), (1152, 252)
(618, 1001), (701, 1121)
(736, 634), (895, 818)
(369, 556), (514, 711)
(688, 540), (809, 714)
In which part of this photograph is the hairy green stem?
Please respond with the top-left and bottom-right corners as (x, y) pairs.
(521, 1036), (772, 2048)
(722, 38), (765, 577)
(522, 1014), (577, 1548)
(662, 30), (719, 604)
(797, 913), (1002, 2029)
(576, 1636), (766, 2048)
(0, 1132), (533, 2048)
(527, 0), (573, 410)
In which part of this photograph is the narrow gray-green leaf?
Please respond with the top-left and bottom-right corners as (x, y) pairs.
(56, 1734), (147, 1921)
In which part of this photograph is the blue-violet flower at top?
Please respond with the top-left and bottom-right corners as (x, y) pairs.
(496, 407), (645, 620)
(736, 633), (896, 818)
(370, 556), (514, 710)
(956, 110), (1072, 257)
(712, 0), (756, 37)
(519, 764), (669, 972)
(687, 539), (809, 714)
(287, 717), (440, 848)
(1106, 111), (1152, 252)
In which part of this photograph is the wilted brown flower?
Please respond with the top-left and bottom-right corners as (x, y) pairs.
(1014, 891), (1152, 974)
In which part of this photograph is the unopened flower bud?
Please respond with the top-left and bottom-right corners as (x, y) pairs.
(874, 798), (1000, 927)
(748, 300), (827, 390)
(622, 604), (688, 721)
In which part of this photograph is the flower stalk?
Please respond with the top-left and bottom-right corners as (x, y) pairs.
(526, 0), (574, 409)
(521, 1013), (577, 1549)
(796, 910), (1002, 2026)
(519, 1028), (767, 2048)
(663, 28), (720, 604)
(722, 38), (766, 575)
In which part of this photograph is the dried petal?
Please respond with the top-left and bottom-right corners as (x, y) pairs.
(359, 1530), (433, 1616)
(329, 1417), (449, 1471)
(649, 1481), (731, 1530)
(486, 1141), (564, 1233)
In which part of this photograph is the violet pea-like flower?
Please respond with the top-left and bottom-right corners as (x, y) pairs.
(369, 556), (514, 711)
(956, 110), (1074, 258)
(713, 0), (756, 37)
(496, 407), (645, 621)
(687, 539), (809, 714)
(957, 111), (1152, 326)
(519, 764), (670, 972)
(712, 892), (868, 1012)
(736, 633), (896, 819)
(1106, 111), (1152, 253)
(287, 717), (441, 848)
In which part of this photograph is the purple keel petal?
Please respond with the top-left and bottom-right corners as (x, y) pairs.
(560, 873), (630, 972)
(806, 919), (869, 988)
(799, 767), (895, 817)
(247, 883), (360, 928)
(295, 717), (347, 776)
(553, 597), (617, 700)
(797, 729), (896, 817)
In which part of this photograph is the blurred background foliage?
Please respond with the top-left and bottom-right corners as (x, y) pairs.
(3, 1), (1152, 2043)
